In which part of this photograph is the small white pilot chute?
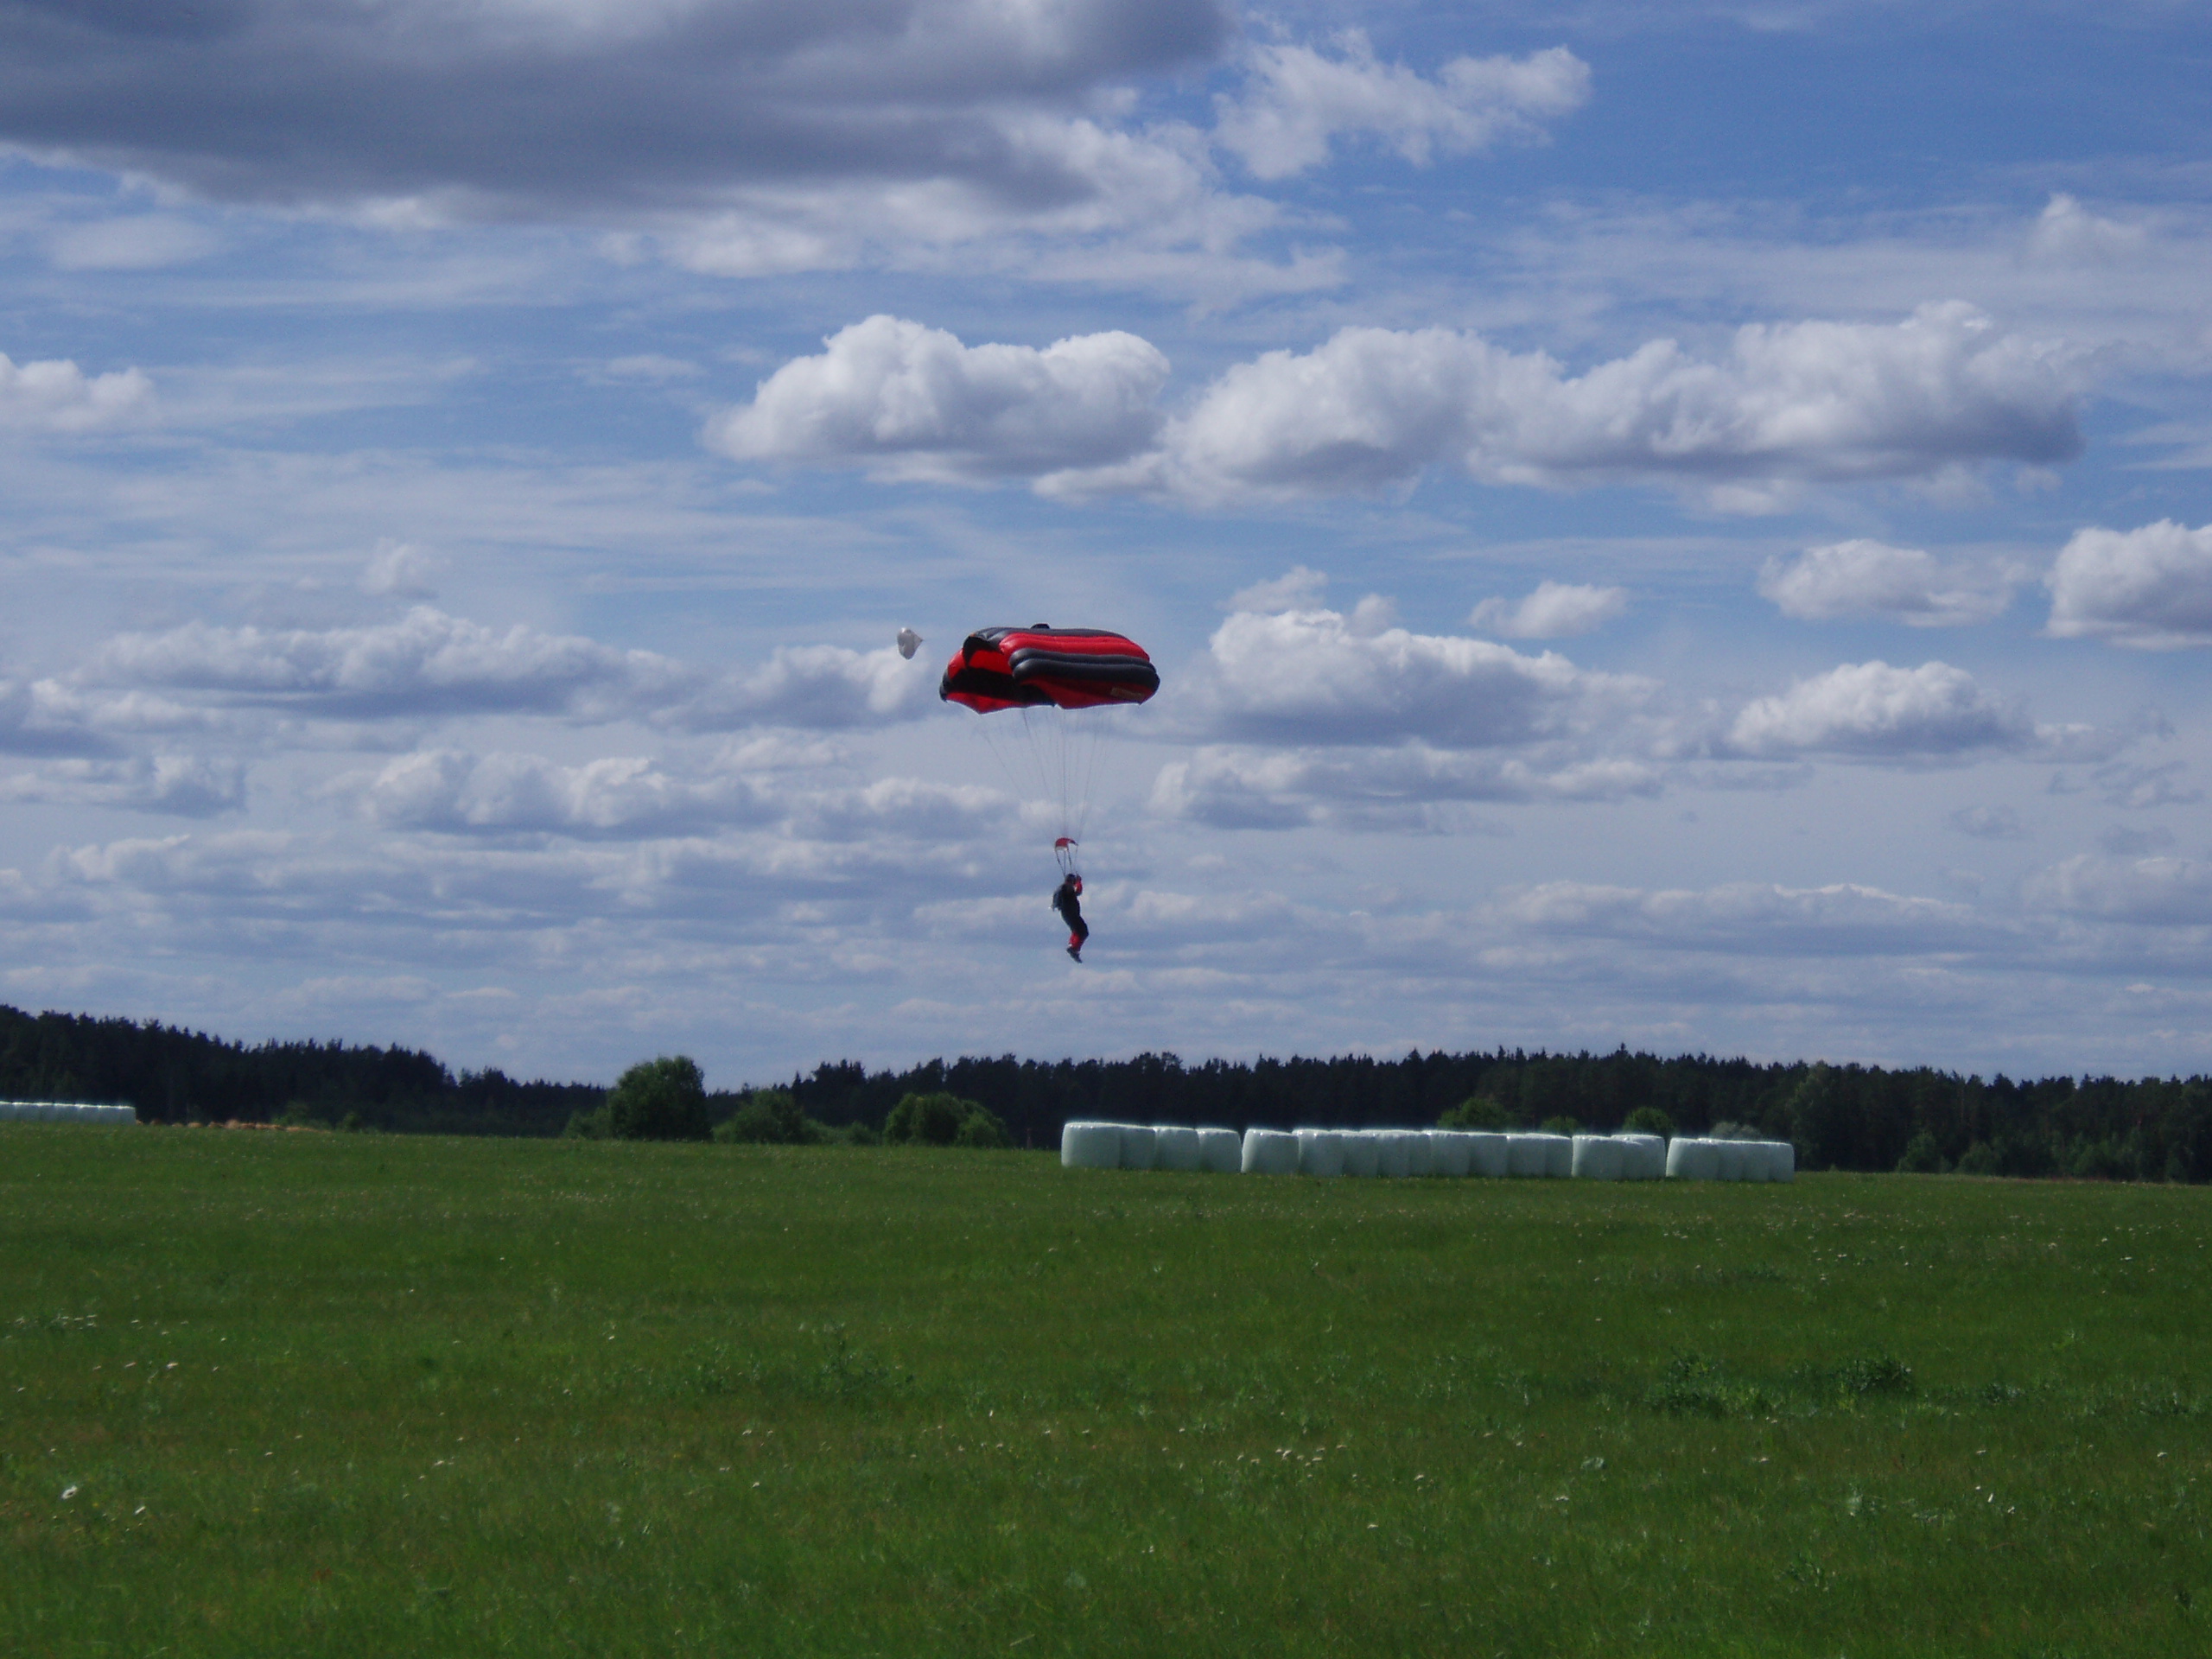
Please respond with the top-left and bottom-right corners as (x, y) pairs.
(896, 626), (923, 660)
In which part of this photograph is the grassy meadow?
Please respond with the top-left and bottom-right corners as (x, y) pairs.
(3, 1126), (2209, 1656)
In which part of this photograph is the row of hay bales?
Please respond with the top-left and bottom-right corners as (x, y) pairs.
(1061, 1122), (1793, 1182)
(0, 1101), (138, 1124)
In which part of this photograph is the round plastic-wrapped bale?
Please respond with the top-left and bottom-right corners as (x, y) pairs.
(1429, 1130), (1472, 1179)
(1738, 1141), (1777, 1183)
(1340, 1129), (1381, 1178)
(1662, 1137), (1708, 1180)
(1115, 1124), (1157, 1172)
(1538, 1134), (1573, 1178)
(1373, 1130), (1414, 1179)
(1153, 1126), (1203, 1173)
(1241, 1127), (1300, 1175)
(1765, 1140), (1796, 1183)
(1405, 1131), (1438, 1177)
(1465, 1132), (1510, 1179)
(1571, 1135), (1624, 1180)
(1296, 1128), (1345, 1178)
(1712, 1140), (1750, 1182)
(1061, 1121), (1122, 1170)
(1616, 1135), (1665, 1180)
(1197, 1127), (1243, 1173)
(1504, 1133), (1548, 1178)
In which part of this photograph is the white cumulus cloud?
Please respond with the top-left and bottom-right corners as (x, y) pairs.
(1154, 603), (1662, 827)
(1759, 539), (2018, 626)
(1164, 302), (2079, 505)
(1153, 742), (1659, 829)
(1468, 581), (1628, 639)
(1494, 879), (1990, 957)
(1214, 35), (1589, 180)
(704, 315), (1171, 487)
(1728, 661), (2031, 758)
(2022, 854), (2212, 926)
(360, 541), (444, 599)
(1193, 604), (1653, 749)
(0, 755), (245, 817)
(88, 607), (692, 721)
(348, 749), (772, 837)
(0, 351), (154, 434)
(708, 304), (2081, 505)
(2044, 519), (2212, 648)
(667, 643), (935, 732)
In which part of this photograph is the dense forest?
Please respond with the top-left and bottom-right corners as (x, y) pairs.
(5, 1001), (2210, 1181)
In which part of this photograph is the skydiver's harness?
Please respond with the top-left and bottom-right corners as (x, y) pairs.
(1053, 875), (1089, 948)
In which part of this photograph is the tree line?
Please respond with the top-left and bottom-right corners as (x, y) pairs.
(5, 1001), (2210, 1181)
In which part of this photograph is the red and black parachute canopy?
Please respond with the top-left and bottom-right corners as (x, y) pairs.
(938, 626), (1160, 714)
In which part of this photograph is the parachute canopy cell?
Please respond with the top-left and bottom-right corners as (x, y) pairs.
(939, 626), (1160, 714)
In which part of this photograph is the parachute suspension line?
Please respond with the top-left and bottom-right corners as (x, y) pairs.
(938, 623), (1156, 880)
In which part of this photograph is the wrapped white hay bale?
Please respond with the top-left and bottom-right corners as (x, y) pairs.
(1340, 1129), (1381, 1178)
(1198, 1127), (1243, 1173)
(1429, 1130), (1472, 1179)
(1405, 1131), (1438, 1177)
(1504, 1133), (1548, 1178)
(1766, 1140), (1796, 1183)
(1465, 1132), (1509, 1178)
(1571, 1135), (1624, 1180)
(1541, 1134), (1574, 1178)
(1373, 1130), (1414, 1179)
(1153, 1126), (1203, 1173)
(1664, 1137), (1717, 1180)
(1061, 1121), (1122, 1170)
(1740, 1141), (1778, 1183)
(1712, 1139), (1749, 1182)
(1118, 1125), (1159, 1172)
(1617, 1135), (1667, 1180)
(1296, 1128), (1345, 1178)
(1242, 1128), (1300, 1175)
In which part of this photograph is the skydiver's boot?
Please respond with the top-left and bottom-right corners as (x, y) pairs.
(1067, 942), (1082, 962)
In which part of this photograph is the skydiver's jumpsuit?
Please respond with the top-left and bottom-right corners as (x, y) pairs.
(1052, 874), (1089, 961)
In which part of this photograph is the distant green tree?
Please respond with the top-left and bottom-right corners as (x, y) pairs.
(1782, 1064), (1851, 1168)
(1955, 1139), (2000, 1177)
(606, 1056), (710, 1141)
(1896, 1131), (1946, 1173)
(953, 1104), (1011, 1148)
(883, 1091), (1005, 1147)
(713, 1089), (820, 1145)
(1540, 1115), (1579, 1136)
(1624, 1105), (1675, 1137)
(1439, 1095), (1512, 1130)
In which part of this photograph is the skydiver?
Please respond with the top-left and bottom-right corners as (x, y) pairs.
(1052, 871), (1089, 962)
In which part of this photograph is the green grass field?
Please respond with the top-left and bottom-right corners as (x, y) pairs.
(4, 1127), (2208, 1656)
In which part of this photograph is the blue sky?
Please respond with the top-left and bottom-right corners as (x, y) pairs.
(3, 1), (2209, 1086)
